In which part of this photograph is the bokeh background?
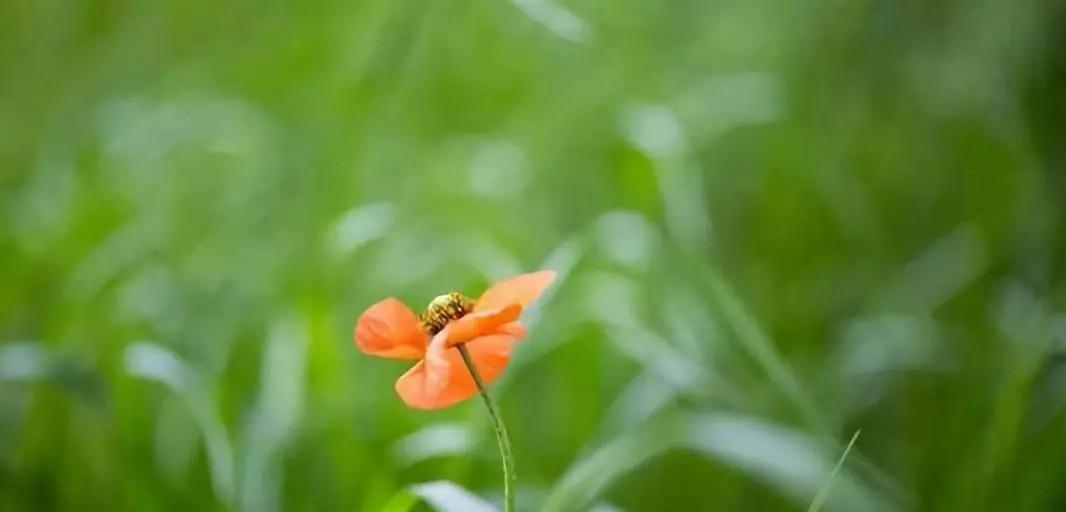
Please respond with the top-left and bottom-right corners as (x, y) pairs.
(3, 0), (1066, 511)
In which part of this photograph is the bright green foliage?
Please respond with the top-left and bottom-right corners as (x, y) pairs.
(1, 0), (1065, 511)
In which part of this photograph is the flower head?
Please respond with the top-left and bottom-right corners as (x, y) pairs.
(354, 271), (556, 409)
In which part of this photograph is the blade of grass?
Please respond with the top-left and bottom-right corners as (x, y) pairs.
(807, 430), (862, 512)
(380, 489), (417, 512)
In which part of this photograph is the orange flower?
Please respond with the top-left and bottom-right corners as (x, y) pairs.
(354, 271), (556, 409)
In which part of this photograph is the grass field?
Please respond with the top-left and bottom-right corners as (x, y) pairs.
(2, 1), (1066, 510)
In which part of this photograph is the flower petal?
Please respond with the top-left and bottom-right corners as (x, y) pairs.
(444, 304), (521, 347)
(394, 328), (523, 409)
(495, 321), (526, 338)
(354, 298), (428, 359)
(475, 270), (556, 312)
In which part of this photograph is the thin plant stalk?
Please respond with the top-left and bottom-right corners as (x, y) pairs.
(457, 344), (516, 512)
(806, 429), (862, 512)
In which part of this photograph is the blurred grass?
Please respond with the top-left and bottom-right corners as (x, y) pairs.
(2, 0), (1066, 511)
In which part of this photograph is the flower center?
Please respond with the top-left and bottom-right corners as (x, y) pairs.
(420, 292), (474, 334)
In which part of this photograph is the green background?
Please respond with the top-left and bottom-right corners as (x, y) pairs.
(2, 0), (1065, 510)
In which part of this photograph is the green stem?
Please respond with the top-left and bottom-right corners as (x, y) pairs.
(456, 344), (516, 512)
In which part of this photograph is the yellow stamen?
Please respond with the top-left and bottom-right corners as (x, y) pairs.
(420, 292), (474, 334)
